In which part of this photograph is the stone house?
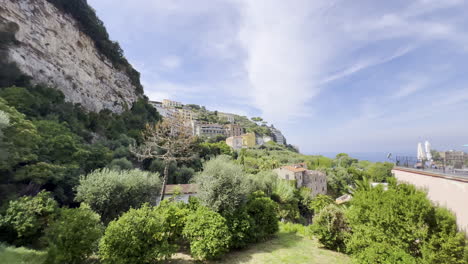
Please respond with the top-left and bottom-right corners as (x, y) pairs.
(274, 163), (327, 196)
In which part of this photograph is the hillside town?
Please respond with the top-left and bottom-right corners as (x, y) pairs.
(150, 99), (287, 150)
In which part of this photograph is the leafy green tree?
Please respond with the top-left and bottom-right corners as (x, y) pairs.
(309, 194), (335, 213)
(421, 207), (466, 264)
(366, 162), (394, 182)
(0, 191), (58, 246)
(45, 204), (103, 264)
(195, 155), (250, 215)
(107, 158), (133, 171)
(245, 192), (279, 242)
(346, 183), (466, 263)
(311, 204), (349, 252)
(323, 167), (354, 198)
(247, 170), (278, 196)
(334, 153), (358, 168)
(183, 206), (231, 260)
(224, 208), (254, 249)
(0, 98), (39, 172)
(99, 204), (177, 264)
(352, 242), (417, 264)
(75, 169), (161, 223)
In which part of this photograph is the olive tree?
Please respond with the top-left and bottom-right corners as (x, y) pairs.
(75, 169), (161, 223)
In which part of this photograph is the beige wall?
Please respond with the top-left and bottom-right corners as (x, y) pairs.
(392, 169), (468, 234)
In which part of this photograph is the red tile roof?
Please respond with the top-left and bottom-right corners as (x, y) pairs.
(282, 166), (307, 173)
(164, 184), (198, 194)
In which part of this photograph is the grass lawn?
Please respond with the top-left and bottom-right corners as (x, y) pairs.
(0, 244), (47, 264)
(0, 231), (351, 264)
(169, 230), (351, 264)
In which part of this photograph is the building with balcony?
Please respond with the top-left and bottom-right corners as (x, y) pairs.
(162, 99), (183, 108)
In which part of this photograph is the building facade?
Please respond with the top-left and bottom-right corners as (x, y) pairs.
(192, 121), (226, 137)
(226, 136), (244, 150)
(274, 163), (327, 196)
(224, 124), (243, 137)
(162, 99), (183, 108)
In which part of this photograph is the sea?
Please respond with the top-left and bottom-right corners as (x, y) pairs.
(306, 152), (415, 163)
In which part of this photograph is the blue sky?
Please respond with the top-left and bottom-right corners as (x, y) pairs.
(88, 0), (468, 154)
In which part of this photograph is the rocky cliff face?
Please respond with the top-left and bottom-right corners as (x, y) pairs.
(0, 0), (140, 112)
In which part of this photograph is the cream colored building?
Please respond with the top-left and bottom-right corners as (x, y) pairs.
(162, 99), (183, 108)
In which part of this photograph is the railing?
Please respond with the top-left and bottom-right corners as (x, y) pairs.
(394, 156), (468, 179)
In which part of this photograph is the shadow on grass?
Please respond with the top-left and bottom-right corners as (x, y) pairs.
(165, 232), (304, 264)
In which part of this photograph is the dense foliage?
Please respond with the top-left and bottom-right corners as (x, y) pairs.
(311, 204), (349, 252)
(195, 155), (250, 215)
(0, 85), (160, 206)
(346, 183), (466, 263)
(75, 169), (161, 223)
(99, 204), (177, 264)
(245, 192), (279, 242)
(0, 191), (58, 246)
(45, 204), (103, 264)
(183, 206), (231, 260)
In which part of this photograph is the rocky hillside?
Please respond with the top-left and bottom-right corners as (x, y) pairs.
(0, 0), (141, 112)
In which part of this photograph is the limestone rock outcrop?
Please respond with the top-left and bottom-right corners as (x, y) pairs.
(0, 0), (140, 112)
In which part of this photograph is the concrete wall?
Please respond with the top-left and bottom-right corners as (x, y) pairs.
(392, 169), (468, 234)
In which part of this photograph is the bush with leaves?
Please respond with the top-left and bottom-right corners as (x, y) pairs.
(99, 204), (177, 264)
(311, 204), (349, 252)
(75, 169), (161, 223)
(352, 242), (417, 264)
(421, 207), (466, 264)
(224, 208), (254, 249)
(0, 191), (58, 246)
(245, 191), (279, 242)
(107, 158), (133, 171)
(45, 204), (103, 264)
(183, 206), (231, 260)
(195, 155), (250, 215)
(346, 183), (467, 263)
(309, 194), (334, 214)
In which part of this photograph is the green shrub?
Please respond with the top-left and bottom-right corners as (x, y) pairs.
(107, 158), (133, 170)
(0, 191), (58, 246)
(45, 204), (103, 264)
(195, 155), (250, 215)
(311, 204), (349, 252)
(99, 204), (177, 264)
(75, 169), (160, 223)
(155, 200), (190, 246)
(346, 183), (467, 263)
(352, 242), (416, 264)
(309, 194), (334, 213)
(245, 192), (279, 242)
(224, 208), (254, 249)
(421, 207), (466, 264)
(183, 206), (231, 260)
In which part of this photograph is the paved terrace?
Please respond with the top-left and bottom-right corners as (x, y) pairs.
(392, 167), (468, 235)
